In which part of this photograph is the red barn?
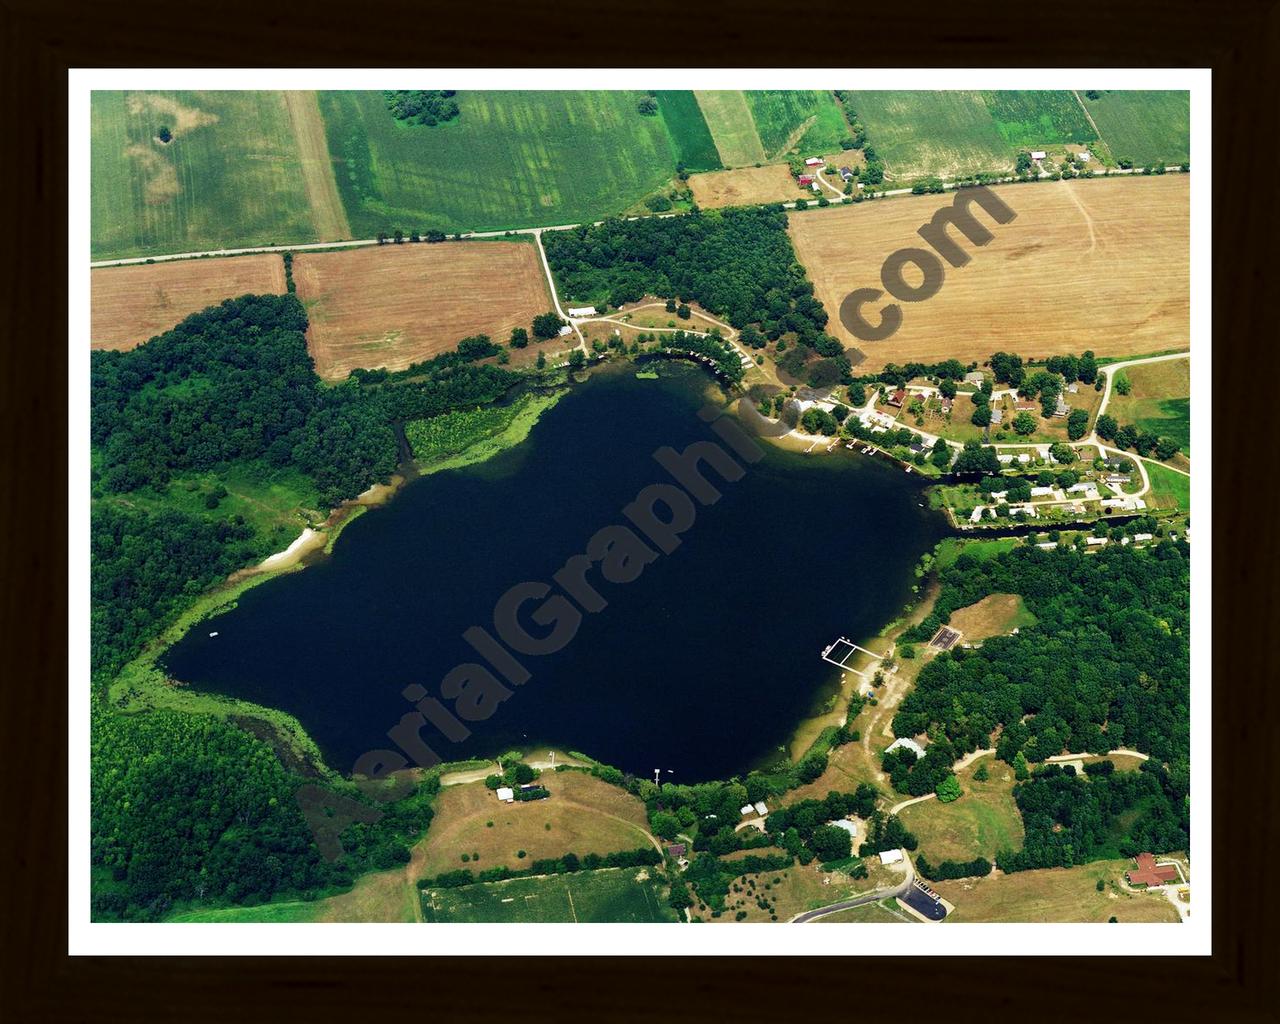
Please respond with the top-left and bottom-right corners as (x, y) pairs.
(797, 175), (814, 186)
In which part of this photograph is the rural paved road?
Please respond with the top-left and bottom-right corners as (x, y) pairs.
(88, 169), (1189, 269)
(790, 852), (915, 923)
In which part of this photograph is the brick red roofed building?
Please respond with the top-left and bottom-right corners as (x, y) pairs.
(797, 175), (814, 186)
(1126, 852), (1179, 886)
(888, 388), (906, 408)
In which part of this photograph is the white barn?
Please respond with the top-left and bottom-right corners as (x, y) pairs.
(566, 305), (597, 318)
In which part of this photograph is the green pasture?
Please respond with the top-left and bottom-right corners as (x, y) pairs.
(745, 90), (849, 159)
(1081, 91), (1190, 165)
(656, 91), (722, 172)
(90, 90), (316, 260)
(421, 868), (677, 923)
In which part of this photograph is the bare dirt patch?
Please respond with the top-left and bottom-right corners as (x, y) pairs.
(689, 164), (806, 209)
(788, 175), (1189, 372)
(946, 593), (1036, 645)
(293, 240), (553, 380)
(91, 254), (287, 350)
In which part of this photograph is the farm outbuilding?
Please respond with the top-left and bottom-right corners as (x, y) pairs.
(878, 849), (904, 866)
(886, 737), (926, 759)
(496, 787), (515, 802)
(805, 157), (824, 166)
(566, 306), (597, 317)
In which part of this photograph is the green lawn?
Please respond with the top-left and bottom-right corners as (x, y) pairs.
(421, 868), (678, 923)
(933, 536), (1021, 570)
(1081, 91), (1190, 165)
(744, 90), (849, 159)
(91, 91), (317, 260)
(655, 91), (722, 172)
(1145, 461), (1191, 512)
(842, 91), (1012, 180)
(1105, 358), (1191, 453)
(320, 91), (678, 236)
(981, 90), (1098, 149)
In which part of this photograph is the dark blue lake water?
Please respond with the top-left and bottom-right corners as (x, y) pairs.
(162, 364), (946, 781)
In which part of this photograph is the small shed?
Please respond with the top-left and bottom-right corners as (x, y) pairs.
(839, 167), (854, 180)
(557, 324), (573, 337)
(740, 803), (756, 817)
(879, 849), (905, 866)
(496, 787), (515, 803)
(1030, 150), (1047, 160)
(753, 801), (769, 816)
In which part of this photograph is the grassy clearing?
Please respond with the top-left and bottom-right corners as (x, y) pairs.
(321, 90), (676, 236)
(417, 772), (653, 879)
(981, 90), (1098, 149)
(1106, 357), (1190, 453)
(688, 164), (806, 209)
(843, 91), (1011, 180)
(695, 859), (899, 923)
(91, 91), (317, 260)
(946, 593), (1037, 644)
(283, 90), (351, 241)
(1082, 91), (1190, 165)
(422, 867), (677, 923)
(898, 757), (1025, 864)
(694, 90), (767, 167)
(655, 91), (722, 172)
(169, 900), (323, 923)
(1145, 461), (1191, 511)
(744, 90), (849, 159)
(933, 537), (1021, 571)
(933, 858), (1181, 922)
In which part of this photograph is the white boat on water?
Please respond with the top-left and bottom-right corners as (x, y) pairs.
(209, 631), (219, 637)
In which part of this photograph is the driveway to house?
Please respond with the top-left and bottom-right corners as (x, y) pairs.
(790, 851), (915, 923)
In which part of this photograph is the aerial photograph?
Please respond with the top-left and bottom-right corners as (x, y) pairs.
(85, 82), (1195, 933)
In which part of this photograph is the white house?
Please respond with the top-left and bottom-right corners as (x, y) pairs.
(1079, 150), (1092, 162)
(740, 804), (756, 817)
(1067, 482), (1097, 494)
(1037, 542), (1057, 550)
(566, 305), (597, 318)
(969, 507), (985, 523)
(557, 324), (574, 337)
(1030, 486), (1056, 497)
(496, 787), (515, 803)
(886, 737), (926, 759)
(1133, 532), (1154, 542)
(828, 819), (858, 837)
(879, 849), (905, 866)
(805, 157), (824, 167)
(754, 801), (769, 816)
(1086, 536), (1108, 546)
(811, 181), (821, 192)
(1030, 150), (1047, 160)
(997, 454), (1015, 464)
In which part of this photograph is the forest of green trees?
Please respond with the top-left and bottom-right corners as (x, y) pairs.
(543, 207), (849, 386)
(89, 295), (520, 677)
(91, 709), (435, 921)
(897, 542), (1190, 768)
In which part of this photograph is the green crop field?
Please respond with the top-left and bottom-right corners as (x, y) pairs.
(842, 91), (1012, 181)
(656, 91), (722, 172)
(1106, 358), (1191, 453)
(1082, 91), (1190, 165)
(694, 91), (767, 167)
(169, 900), (323, 923)
(91, 91), (318, 260)
(320, 91), (678, 236)
(745, 90), (849, 159)
(981, 90), (1098, 149)
(421, 868), (678, 923)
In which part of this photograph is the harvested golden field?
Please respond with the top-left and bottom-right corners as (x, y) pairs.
(788, 175), (1189, 372)
(689, 164), (805, 209)
(293, 240), (553, 380)
(946, 593), (1036, 644)
(416, 771), (655, 879)
(90, 254), (286, 350)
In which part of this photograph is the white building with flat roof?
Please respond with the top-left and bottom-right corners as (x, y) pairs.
(496, 787), (515, 803)
(566, 306), (597, 318)
(879, 849), (905, 865)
